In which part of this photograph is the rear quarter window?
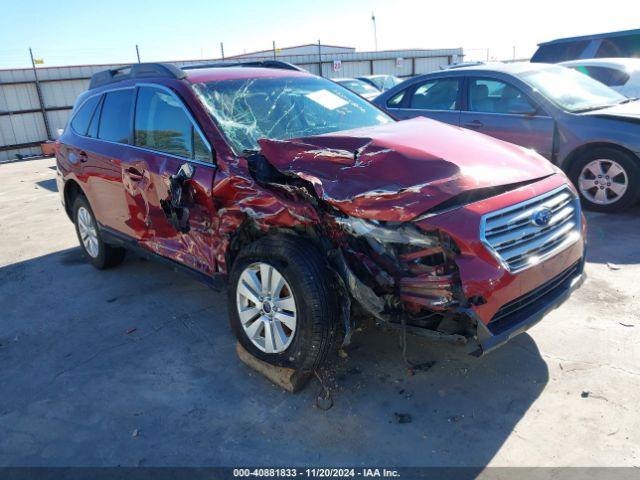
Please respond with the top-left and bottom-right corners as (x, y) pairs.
(70, 96), (100, 136)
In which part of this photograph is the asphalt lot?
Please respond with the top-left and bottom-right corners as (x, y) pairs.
(1, 157), (639, 467)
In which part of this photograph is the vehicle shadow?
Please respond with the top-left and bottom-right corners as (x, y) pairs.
(0, 246), (547, 468)
(584, 204), (640, 265)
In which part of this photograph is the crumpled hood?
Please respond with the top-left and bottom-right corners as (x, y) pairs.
(258, 117), (556, 222)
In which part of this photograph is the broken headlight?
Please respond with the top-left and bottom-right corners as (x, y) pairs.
(334, 216), (438, 248)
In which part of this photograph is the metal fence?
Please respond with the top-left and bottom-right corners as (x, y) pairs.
(0, 47), (462, 162)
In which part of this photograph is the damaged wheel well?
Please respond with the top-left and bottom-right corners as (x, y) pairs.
(226, 221), (329, 273)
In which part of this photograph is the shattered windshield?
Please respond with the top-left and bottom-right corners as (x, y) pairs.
(193, 76), (393, 153)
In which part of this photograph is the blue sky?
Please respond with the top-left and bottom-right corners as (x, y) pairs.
(1, 0), (638, 69)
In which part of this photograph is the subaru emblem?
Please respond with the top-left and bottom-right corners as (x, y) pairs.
(531, 207), (552, 227)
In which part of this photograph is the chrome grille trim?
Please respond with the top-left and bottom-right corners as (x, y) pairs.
(480, 185), (582, 273)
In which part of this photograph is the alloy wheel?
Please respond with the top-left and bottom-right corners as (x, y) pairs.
(578, 159), (628, 206)
(77, 206), (99, 258)
(236, 262), (297, 354)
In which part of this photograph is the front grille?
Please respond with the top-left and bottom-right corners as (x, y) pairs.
(480, 186), (581, 273)
(488, 261), (580, 334)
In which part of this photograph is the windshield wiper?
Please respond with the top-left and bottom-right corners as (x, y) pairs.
(572, 104), (618, 113)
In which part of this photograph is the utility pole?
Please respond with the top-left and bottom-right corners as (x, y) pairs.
(135, 44), (141, 63)
(272, 40), (277, 60)
(220, 42), (225, 60)
(29, 48), (52, 140)
(317, 40), (322, 77)
(371, 12), (378, 51)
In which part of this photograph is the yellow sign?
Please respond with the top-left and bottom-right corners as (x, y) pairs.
(34, 58), (44, 65)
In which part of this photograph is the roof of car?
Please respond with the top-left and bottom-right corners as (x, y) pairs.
(559, 58), (640, 71)
(184, 66), (313, 83)
(444, 61), (554, 75)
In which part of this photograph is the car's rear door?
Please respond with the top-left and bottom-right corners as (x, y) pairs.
(459, 76), (555, 159)
(74, 88), (138, 237)
(386, 76), (462, 126)
(123, 84), (218, 275)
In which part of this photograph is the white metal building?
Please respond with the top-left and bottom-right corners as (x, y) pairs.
(230, 43), (355, 59)
(0, 46), (463, 162)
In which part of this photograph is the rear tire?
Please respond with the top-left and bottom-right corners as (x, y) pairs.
(228, 235), (341, 372)
(569, 147), (640, 213)
(72, 196), (126, 269)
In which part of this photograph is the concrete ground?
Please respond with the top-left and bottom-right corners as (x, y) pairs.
(1, 157), (639, 467)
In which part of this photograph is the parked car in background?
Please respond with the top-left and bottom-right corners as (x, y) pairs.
(56, 62), (585, 371)
(333, 77), (381, 100)
(561, 58), (640, 98)
(357, 74), (403, 91)
(532, 28), (640, 63)
(373, 62), (640, 212)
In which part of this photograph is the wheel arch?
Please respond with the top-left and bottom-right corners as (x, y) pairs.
(561, 142), (640, 174)
(225, 221), (328, 274)
(63, 179), (86, 221)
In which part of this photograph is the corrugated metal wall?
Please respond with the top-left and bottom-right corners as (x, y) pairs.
(0, 48), (462, 162)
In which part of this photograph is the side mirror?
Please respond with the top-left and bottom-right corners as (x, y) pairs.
(176, 162), (195, 180)
(161, 162), (197, 233)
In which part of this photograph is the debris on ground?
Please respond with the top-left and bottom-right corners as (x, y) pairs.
(580, 390), (608, 401)
(107, 297), (118, 303)
(619, 323), (634, 327)
(448, 414), (464, 423)
(397, 388), (413, 399)
(125, 328), (137, 335)
(607, 263), (622, 271)
(394, 412), (412, 424)
(407, 361), (436, 376)
(337, 349), (348, 359)
(132, 429), (139, 437)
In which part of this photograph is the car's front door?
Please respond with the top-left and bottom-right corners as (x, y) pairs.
(122, 85), (219, 275)
(386, 77), (462, 127)
(459, 77), (555, 159)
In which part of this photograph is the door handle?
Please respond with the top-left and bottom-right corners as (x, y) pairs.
(463, 120), (483, 129)
(78, 151), (88, 162)
(125, 166), (145, 181)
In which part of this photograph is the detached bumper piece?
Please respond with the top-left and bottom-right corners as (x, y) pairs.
(472, 257), (586, 355)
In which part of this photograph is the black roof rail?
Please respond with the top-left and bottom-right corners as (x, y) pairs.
(89, 63), (187, 90)
(181, 60), (305, 72)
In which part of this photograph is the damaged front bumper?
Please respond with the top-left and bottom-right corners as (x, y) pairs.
(468, 255), (586, 356)
(330, 176), (587, 357)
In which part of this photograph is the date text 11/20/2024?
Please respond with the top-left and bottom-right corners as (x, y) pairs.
(233, 468), (401, 478)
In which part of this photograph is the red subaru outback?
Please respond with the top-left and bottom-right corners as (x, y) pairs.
(56, 62), (585, 371)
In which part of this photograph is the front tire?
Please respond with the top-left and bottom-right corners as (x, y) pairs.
(72, 196), (126, 269)
(570, 147), (640, 213)
(228, 235), (341, 372)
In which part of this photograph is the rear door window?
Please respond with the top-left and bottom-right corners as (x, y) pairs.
(98, 89), (134, 144)
(134, 86), (211, 161)
(409, 78), (460, 110)
(70, 95), (100, 136)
